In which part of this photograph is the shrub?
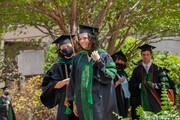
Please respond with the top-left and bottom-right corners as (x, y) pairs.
(11, 75), (55, 120)
(136, 86), (180, 120)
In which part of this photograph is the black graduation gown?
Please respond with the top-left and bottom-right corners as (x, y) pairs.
(114, 71), (129, 118)
(68, 51), (119, 120)
(40, 63), (78, 120)
(159, 70), (178, 103)
(129, 63), (162, 119)
(0, 96), (16, 120)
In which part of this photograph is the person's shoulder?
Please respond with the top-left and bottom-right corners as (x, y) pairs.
(152, 63), (161, 70)
(49, 60), (62, 69)
(52, 61), (61, 67)
(73, 52), (83, 59)
(53, 61), (59, 65)
(96, 48), (109, 57)
(97, 48), (106, 54)
(133, 64), (142, 72)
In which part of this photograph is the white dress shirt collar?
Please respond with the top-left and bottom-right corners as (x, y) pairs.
(142, 61), (152, 72)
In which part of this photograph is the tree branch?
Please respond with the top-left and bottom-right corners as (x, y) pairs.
(107, 3), (129, 54)
(115, 26), (131, 52)
(35, 24), (56, 40)
(82, 0), (89, 24)
(28, 2), (69, 34)
(70, 0), (78, 34)
(129, 0), (141, 12)
(94, 0), (115, 27)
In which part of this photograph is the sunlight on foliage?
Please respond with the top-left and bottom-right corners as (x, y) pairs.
(43, 44), (58, 74)
(11, 75), (55, 120)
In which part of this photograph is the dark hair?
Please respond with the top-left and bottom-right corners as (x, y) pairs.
(88, 34), (98, 51)
(141, 49), (153, 54)
(56, 48), (63, 58)
(116, 56), (127, 62)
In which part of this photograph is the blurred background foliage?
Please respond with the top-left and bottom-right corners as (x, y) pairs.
(10, 75), (55, 120)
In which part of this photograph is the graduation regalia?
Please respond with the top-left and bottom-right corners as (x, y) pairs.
(114, 70), (130, 118)
(159, 68), (179, 103)
(68, 48), (119, 120)
(112, 50), (130, 118)
(129, 44), (162, 119)
(40, 35), (78, 120)
(129, 63), (162, 119)
(0, 87), (16, 120)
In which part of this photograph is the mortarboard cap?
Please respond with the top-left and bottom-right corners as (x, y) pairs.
(79, 24), (99, 36)
(138, 44), (156, 52)
(52, 35), (75, 45)
(1, 86), (8, 91)
(111, 50), (127, 62)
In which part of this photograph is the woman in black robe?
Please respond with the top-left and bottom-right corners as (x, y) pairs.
(68, 25), (118, 120)
(112, 50), (130, 118)
(40, 35), (78, 120)
(129, 44), (162, 120)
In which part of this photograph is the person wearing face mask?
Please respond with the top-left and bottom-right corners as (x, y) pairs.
(40, 35), (79, 120)
(112, 50), (130, 118)
(0, 86), (16, 120)
(68, 25), (118, 120)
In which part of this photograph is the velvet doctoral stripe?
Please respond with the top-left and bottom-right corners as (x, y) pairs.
(81, 60), (94, 120)
(141, 72), (161, 112)
(141, 73), (152, 111)
(105, 62), (117, 80)
(57, 57), (73, 65)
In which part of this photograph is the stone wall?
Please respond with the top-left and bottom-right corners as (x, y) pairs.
(17, 50), (45, 76)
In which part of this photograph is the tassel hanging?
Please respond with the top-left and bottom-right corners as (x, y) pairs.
(65, 106), (72, 115)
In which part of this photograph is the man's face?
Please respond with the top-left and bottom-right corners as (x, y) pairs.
(3, 88), (9, 96)
(141, 51), (152, 64)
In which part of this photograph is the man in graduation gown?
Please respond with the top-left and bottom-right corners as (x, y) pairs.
(159, 68), (179, 104)
(129, 44), (162, 120)
(112, 50), (130, 118)
(68, 25), (118, 120)
(40, 35), (78, 120)
(0, 87), (16, 120)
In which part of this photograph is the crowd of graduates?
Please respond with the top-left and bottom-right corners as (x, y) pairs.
(40, 24), (179, 120)
(0, 24), (179, 120)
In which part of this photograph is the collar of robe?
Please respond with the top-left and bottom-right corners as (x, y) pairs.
(57, 56), (73, 65)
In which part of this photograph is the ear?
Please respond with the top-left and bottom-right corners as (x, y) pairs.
(59, 49), (62, 53)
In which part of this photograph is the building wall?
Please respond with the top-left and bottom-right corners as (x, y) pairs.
(2, 26), (51, 76)
(17, 50), (45, 75)
(150, 37), (180, 56)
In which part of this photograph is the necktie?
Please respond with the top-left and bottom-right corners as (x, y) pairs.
(145, 65), (148, 73)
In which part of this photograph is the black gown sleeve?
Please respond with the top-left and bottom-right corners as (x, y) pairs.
(40, 63), (64, 108)
(68, 58), (76, 102)
(93, 52), (117, 84)
(129, 67), (141, 96)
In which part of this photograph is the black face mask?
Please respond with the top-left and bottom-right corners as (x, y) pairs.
(4, 91), (9, 96)
(61, 47), (73, 57)
(116, 63), (125, 70)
